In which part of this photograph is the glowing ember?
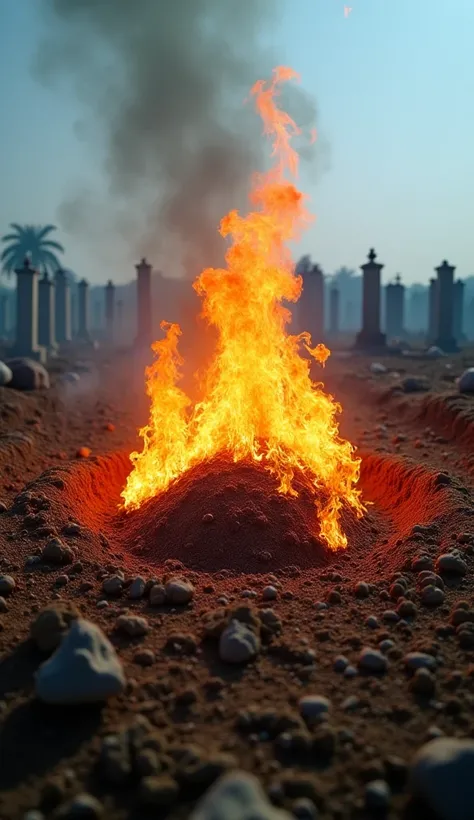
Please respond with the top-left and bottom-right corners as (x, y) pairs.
(122, 66), (364, 550)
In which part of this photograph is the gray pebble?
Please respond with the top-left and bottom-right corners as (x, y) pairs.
(410, 738), (474, 820)
(365, 780), (390, 810)
(298, 695), (330, 721)
(405, 652), (437, 672)
(0, 575), (15, 595)
(333, 655), (349, 673)
(421, 585), (445, 607)
(358, 648), (388, 674)
(219, 620), (260, 664)
(129, 577), (146, 600)
(165, 578), (194, 605)
(436, 554), (468, 577)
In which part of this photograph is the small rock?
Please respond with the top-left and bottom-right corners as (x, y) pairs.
(397, 599), (417, 618)
(421, 586), (445, 607)
(0, 361), (12, 386)
(365, 779), (390, 811)
(6, 358), (50, 390)
(139, 774), (179, 807)
(412, 555), (434, 573)
(42, 539), (74, 566)
(333, 655), (349, 673)
(405, 652), (437, 672)
(31, 603), (79, 653)
(35, 618), (126, 704)
(358, 648), (388, 674)
(354, 581), (370, 598)
(0, 574), (15, 596)
(410, 738), (474, 820)
(263, 585), (278, 601)
(149, 584), (166, 606)
(366, 615), (379, 629)
(116, 615), (149, 637)
(76, 447), (91, 459)
(370, 362), (387, 374)
(410, 668), (435, 697)
(134, 649), (155, 666)
(402, 376), (430, 393)
(299, 695), (330, 721)
(55, 793), (103, 819)
(292, 797), (318, 819)
(128, 576), (146, 600)
(102, 575), (123, 596)
(458, 368), (474, 394)
(165, 578), (194, 605)
(436, 554), (467, 577)
(219, 619), (260, 664)
(190, 770), (291, 819)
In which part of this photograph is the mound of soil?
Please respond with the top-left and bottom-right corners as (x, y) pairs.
(118, 454), (374, 573)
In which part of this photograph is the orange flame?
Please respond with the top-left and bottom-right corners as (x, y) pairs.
(121, 66), (364, 550)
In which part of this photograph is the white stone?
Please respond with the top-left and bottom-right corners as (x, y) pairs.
(459, 368), (474, 393)
(426, 346), (445, 358)
(36, 618), (126, 704)
(0, 362), (12, 386)
(370, 362), (387, 374)
(190, 770), (291, 820)
(219, 620), (260, 664)
(410, 738), (474, 820)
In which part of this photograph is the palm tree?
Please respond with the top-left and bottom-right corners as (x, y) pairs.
(1, 224), (65, 278)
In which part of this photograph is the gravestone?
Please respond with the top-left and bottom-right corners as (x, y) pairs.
(299, 263), (325, 344)
(11, 258), (46, 363)
(453, 279), (465, 345)
(355, 249), (386, 350)
(105, 280), (115, 343)
(434, 260), (458, 352)
(38, 272), (57, 355)
(77, 279), (91, 341)
(427, 277), (438, 343)
(135, 258), (153, 348)
(55, 269), (72, 346)
(385, 274), (405, 339)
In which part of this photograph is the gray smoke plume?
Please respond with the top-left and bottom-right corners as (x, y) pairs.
(35, 0), (320, 279)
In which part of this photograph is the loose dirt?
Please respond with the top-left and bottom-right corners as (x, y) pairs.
(0, 347), (474, 819)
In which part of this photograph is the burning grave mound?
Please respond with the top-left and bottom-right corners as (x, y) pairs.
(122, 68), (364, 559)
(120, 453), (373, 573)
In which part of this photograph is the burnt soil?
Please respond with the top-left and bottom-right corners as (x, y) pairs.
(0, 346), (474, 818)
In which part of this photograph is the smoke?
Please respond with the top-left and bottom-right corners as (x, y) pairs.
(34, 0), (320, 279)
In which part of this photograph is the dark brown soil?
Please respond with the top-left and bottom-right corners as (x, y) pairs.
(0, 346), (474, 819)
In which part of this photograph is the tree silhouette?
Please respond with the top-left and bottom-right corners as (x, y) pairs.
(1, 224), (64, 278)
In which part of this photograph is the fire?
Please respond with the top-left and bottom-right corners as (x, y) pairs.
(122, 66), (364, 550)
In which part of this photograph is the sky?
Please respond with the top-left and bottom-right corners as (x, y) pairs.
(1, 0), (473, 286)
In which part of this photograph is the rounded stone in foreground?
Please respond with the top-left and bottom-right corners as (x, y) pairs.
(299, 695), (330, 721)
(35, 618), (126, 704)
(219, 620), (260, 664)
(459, 368), (474, 393)
(190, 770), (291, 819)
(165, 578), (194, 605)
(358, 648), (388, 674)
(410, 738), (474, 820)
(0, 575), (16, 596)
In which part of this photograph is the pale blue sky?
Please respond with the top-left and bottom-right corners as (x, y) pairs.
(1, 0), (473, 285)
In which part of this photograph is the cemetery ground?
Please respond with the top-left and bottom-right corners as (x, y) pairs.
(0, 349), (474, 819)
